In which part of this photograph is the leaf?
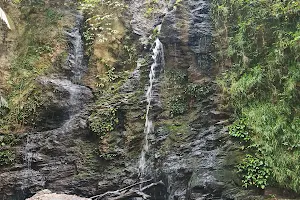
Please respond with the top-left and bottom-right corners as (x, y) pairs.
(0, 7), (11, 30)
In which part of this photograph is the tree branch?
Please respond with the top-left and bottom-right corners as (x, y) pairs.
(90, 179), (164, 200)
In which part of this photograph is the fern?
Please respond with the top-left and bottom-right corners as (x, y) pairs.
(0, 7), (11, 29)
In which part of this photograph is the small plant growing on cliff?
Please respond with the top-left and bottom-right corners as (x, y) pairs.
(79, 0), (126, 43)
(89, 107), (119, 137)
(238, 154), (270, 189)
(169, 95), (188, 116)
(185, 83), (211, 101)
(0, 150), (15, 166)
(228, 119), (251, 142)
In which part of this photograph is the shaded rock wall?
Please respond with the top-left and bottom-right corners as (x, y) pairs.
(122, 0), (262, 199)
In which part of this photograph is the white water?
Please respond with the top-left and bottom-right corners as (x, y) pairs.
(139, 38), (164, 178)
(21, 15), (90, 193)
(65, 15), (85, 83)
(22, 134), (33, 191)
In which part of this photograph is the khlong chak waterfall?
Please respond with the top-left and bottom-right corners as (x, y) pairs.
(139, 38), (165, 180)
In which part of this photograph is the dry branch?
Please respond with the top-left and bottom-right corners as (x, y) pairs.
(90, 179), (164, 200)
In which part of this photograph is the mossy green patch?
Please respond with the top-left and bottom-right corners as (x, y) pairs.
(0, 3), (72, 133)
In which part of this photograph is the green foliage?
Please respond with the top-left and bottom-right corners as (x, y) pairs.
(89, 107), (119, 137)
(185, 83), (211, 101)
(117, 35), (138, 67)
(144, 0), (159, 18)
(238, 154), (271, 189)
(0, 135), (19, 147)
(45, 8), (62, 24)
(0, 135), (19, 166)
(0, 150), (15, 167)
(166, 69), (188, 85)
(174, 0), (183, 9)
(0, 5), (65, 132)
(164, 69), (211, 117)
(212, 0), (300, 192)
(145, 7), (154, 17)
(79, 0), (126, 44)
(228, 119), (250, 141)
(169, 95), (188, 116)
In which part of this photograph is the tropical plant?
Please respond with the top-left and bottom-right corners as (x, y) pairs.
(0, 7), (11, 29)
(212, 0), (300, 192)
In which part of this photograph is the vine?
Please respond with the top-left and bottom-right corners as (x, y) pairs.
(212, 0), (300, 191)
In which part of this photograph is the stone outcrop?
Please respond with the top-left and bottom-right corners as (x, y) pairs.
(26, 190), (90, 200)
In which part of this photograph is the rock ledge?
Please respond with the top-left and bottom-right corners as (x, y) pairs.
(26, 190), (90, 200)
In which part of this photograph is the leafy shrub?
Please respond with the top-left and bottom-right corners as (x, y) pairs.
(185, 83), (211, 101)
(79, 0), (126, 43)
(212, 0), (300, 192)
(238, 154), (271, 189)
(0, 150), (15, 167)
(228, 119), (250, 142)
(89, 107), (119, 137)
(169, 95), (188, 116)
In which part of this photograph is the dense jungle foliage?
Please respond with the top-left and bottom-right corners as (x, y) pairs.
(212, 0), (300, 192)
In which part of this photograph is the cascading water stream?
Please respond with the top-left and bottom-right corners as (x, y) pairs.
(65, 15), (85, 83)
(21, 14), (92, 194)
(139, 38), (164, 180)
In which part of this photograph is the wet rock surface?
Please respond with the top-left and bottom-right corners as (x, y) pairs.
(130, 0), (261, 199)
(0, 12), (98, 200)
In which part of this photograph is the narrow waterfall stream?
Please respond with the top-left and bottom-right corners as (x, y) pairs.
(139, 38), (165, 180)
(21, 14), (92, 195)
(65, 14), (86, 83)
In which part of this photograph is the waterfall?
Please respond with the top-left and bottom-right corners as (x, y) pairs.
(20, 14), (92, 195)
(65, 15), (86, 83)
(139, 38), (164, 179)
(22, 134), (33, 192)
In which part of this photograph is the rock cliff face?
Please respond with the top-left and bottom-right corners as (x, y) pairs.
(0, 0), (262, 200)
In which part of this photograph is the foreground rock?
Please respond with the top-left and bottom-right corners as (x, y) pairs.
(26, 190), (90, 200)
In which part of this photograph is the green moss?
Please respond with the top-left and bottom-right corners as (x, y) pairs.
(0, 4), (69, 132)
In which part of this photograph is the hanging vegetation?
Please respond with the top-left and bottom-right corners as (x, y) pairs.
(212, 0), (300, 191)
